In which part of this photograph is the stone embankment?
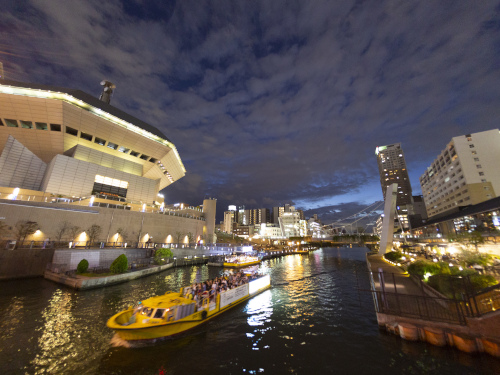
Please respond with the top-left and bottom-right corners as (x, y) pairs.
(44, 263), (174, 290)
(367, 254), (500, 357)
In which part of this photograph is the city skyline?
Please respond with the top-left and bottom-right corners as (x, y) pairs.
(1, 1), (499, 223)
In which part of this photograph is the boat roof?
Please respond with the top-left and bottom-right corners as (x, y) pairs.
(141, 292), (193, 308)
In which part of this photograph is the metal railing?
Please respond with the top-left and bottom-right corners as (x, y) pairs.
(0, 194), (206, 220)
(370, 289), (467, 325)
(362, 270), (500, 325)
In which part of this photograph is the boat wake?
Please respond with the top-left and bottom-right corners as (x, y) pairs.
(109, 334), (167, 348)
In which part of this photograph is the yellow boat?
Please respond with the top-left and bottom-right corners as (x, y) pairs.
(295, 249), (310, 254)
(223, 255), (262, 268)
(107, 274), (271, 341)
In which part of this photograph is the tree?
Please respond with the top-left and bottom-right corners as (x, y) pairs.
(110, 254), (128, 274)
(0, 220), (9, 239)
(449, 230), (485, 252)
(116, 227), (128, 242)
(175, 231), (184, 244)
(87, 224), (102, 245)
(68, 225), (81, 241)
(15, 220), (39, 242)
(154, 248), (174, 265)
(77, 259), (89, 274)
(55, 221), (71, 241)
(187, 232), (194, 244)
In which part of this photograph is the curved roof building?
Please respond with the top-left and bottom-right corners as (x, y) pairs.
(0, 79), (185, 204)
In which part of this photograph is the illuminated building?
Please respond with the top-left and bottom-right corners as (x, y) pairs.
(0, 79), (185, 203)
(419, 129), (500, 218)
(375, 143), (413, 229)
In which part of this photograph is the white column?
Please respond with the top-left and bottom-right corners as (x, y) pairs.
(379, 183), (398, 255)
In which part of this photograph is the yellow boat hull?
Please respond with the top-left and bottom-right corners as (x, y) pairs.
(223, 260), (261, 268)
(107, 275), (271, 341)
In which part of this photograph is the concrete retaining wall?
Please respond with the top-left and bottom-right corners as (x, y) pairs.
(52, 248), (152, 269)
(44, 263), (174, 290)
(0, 248), (55, 279)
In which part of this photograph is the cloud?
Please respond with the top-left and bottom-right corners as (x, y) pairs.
(1, 1), (500, 222)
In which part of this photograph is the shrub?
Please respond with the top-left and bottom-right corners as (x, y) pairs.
(110, 254), (128, 274)
(154, 247), (174, 265)
(77, 259), (89, 274)
(468, 274), (497, 292)
(384, 251), (403, 262)
(407, 260), (443, 278)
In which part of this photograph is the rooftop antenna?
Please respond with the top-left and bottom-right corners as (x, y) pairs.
(99, 80), (116, 104)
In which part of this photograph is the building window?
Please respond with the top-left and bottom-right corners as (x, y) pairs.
(481, 179), (487, 183)
(471, 151), (477, 155)
(66, 126), (78, 136)
(479, 172), (485, 176)
(93, 175), (128, 198)
(36, 122), (48, 130)
(80, 132), (93, 141)
(476, 165), (482, 169)
(149, 158), (157, 163)
(130, 151), (140, 157)
(20, 120), (33, 129)
(469, 144), (474, 148)
(5, 119), (18, 127)
(140, 154), (150, 160)
(473, 157), (479, 162)
(107, 142), (118, 150)
(94, 137), (106, 146)
(50, 124), (61, 131)
(118, 146), (130, 153)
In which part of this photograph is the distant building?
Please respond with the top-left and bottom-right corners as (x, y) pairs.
(419, 129), (500, 218)
(255, 223), (282, 239)
(223, 210), (236, 233)
(375, 143), (413, 229)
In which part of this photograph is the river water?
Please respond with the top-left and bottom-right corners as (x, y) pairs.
(0, 247), (498, 375)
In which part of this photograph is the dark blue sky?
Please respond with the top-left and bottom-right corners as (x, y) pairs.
(1, 1), (500, 223)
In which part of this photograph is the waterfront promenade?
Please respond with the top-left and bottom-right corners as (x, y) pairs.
(366, 253), (500, 357)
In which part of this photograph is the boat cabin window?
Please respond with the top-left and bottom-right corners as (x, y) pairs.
(153, 309), (165, 319)
(140, 307), (154, 317)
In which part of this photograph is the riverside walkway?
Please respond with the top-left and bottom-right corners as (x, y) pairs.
(365, 253), (500, 357)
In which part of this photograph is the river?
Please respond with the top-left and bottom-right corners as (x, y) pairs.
(0, 247), (497, 374)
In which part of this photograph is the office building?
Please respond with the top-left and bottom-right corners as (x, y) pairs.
(420, 129), (500, 218)
(375, 143), (414, 229)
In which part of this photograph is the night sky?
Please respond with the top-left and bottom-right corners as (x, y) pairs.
(1, 1), (500, 224)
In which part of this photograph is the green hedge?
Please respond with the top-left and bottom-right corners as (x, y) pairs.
(77, 259), (89, 274)
(407, 260), (446, 278)
(110, 254), (128, 274)
(384, 251), (403, 262)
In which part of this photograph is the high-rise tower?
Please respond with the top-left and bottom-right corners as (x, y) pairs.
(375, 143), (414, 229)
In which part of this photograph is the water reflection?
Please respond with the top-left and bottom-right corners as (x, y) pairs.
(245, 289), (272, 327)
(0, 248), (498, 375)
(32, 289), (75, 374)
(1, 296), (24, 339)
